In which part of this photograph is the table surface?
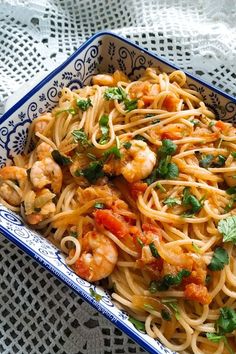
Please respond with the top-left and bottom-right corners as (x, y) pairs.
(0, 1), (236, 353)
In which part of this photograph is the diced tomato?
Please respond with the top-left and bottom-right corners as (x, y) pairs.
(184, 283), (211, 305)
(161, 131), (181, 140)
(142, 95), (156, 105)
(129, 81), (151, 99)
(142, 223), (162, 240)
(162, 95), (179, 112)
(130, 181), (148, 199)
(215, 120), (227, 131)
(94, 209), (129, 238)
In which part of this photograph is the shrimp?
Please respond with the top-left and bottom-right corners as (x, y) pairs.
(26, 201), (56, 225)
(0, 182), (21, 206)
(0, 166), (27, 188)
(34, 113), (52, 134)
(104, 139), (156, 183)
(36, 142), (53, 160)
(72, 231), (118, 282)
(30, 157), (62, 193)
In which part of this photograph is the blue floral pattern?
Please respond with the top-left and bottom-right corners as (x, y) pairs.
(0, 32), (235, 354)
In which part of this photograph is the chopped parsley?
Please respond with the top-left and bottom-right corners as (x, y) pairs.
(231, 152), (236, 159)
(123, 141), (132, 150)
(163, 197), (181, 207)
(149, 242), (160, 258)
(76, 98), (93, 111)
(208, 247), (229, 271)
(102, 145), (121, 161)
(89, 288), (102, 302)
(182, 187), (203, 213)
(162, 299), (180, 320)
(99, 115), (109, 145)
(149, 269), (191, 292)
(104, 87), (127, 101)
(226, 187), (236, 195)
(56, 108), (77, 116)
(199, 154), (214, 168)
(158, 139), (177, 157)
(75, 161), (104, 183)
(94, 202), (105, 209)
(156, 182), (166, 192)
(124, 98), (138, 112)
(51, 150), (72, 166)
(218, 216), (236, 244)
(72, 129), (91, 147)
(128, 317), (146, 332)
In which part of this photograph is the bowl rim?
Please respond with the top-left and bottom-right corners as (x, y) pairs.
(1, 30), (235, 354)
(1, 30), (235, 127)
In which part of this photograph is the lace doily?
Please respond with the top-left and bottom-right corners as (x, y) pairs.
(0, 1), (235, 353)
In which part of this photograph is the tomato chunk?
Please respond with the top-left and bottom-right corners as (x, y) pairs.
(184, 283), (211, 305)
(130, 181), (148, 199)
(94, 209), (129, 238)
(215, 120), (227, 131)
(162, 95), (179, 112)
(161, 132), (181, 140)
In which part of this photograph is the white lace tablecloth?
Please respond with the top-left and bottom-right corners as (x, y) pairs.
(0, 1), (235, 353)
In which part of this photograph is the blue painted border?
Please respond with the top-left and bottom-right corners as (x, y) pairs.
(0, 223), (160, 354)
(1, 30), (235, 354)
(1, 31), (235, 126)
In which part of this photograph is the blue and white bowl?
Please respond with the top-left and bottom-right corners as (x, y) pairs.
(0, 31), (236, 354)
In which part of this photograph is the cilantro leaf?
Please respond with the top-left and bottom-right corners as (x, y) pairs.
(77, 98), (93, 111)
(218, 216), (236, 243)
(165, 162), (179, 179)
(72, 129), (91, 147)
(163, 197), (181, 207)
(217, 307), (236, 334)
(70, 231), (78, 238)
(231, 152), (236, 159)
(208, 247), (229, 271)
(104, 87), (127, 101)
(158, 139), (177, 157)
(128, 317), (146, 332)
(158, 158), (179, 179)
(124, 98), (138, 112)
(149, 242), (160, 258)
(162, 299), (180, 320)
(226, 187), (236, 195)
(89, 288), (102, 301)
(134, 134), (148, 142)
(99, 115), (109, 144)
(75, 161), (104, 183)
(144, 168), (158, 185)
(51, 150), (72, 166)
(149, 269), (191, 292)
(212, 155), (226, 167)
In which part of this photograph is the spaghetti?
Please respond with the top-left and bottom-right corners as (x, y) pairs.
(1, 68), (236, 353)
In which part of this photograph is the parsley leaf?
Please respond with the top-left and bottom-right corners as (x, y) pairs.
(158, 139), (177, 156)
(77, 98), (93, 111)
(99, 115), (109, 144)
(94, 202), (105, 209)
(162, 299), (180, 320)
(123, 141), (132, 150)
(206, 333), (225, 343)
(149, 242), (160, 258)
(102, 146), (121, 162)
(182, 187), (203, 213)
(212, 155), (226, 167)
(72, 129), (91, 147)
(199, 154), (214, 168)
(51, 150), (72, 166)
(144, 168), (158, 185)
(163, 197), (181, 207)
(226, 187), (236, 195)
(149, 269), (190, 292)
(217, 307), (236, 334)
(128, 317), (146, 332)
(218, 216), (236, 243)
(231, 152), (236, 159)
(75, 161), (104, 183)
(104, 87), (127, 101)
(56, 108), (77, 116)
(158, 157), (179, 179)
(89, 288), (102, 301)
(208, 247), (229, 271)
(124, 98), (138, 112)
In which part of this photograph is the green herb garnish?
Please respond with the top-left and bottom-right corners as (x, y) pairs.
(163, 197), (181, 207)
(218, 216), (236, 243)
(77, 98), (93, 111)
(51, 150), (72, 166)
(94, 202), (105, 209)
(208, 247), (229, 271)
(56, 108), (77, 116)
(104, 87), (127, 101)
(99, 115), (109, 145)
(161, 309), (172, 321)
(75, 161), (104, 183)
(89, 288), (102, 301)
(123, 141), (132, 150)
(72, 129), (91, 147)
(128, 317), (146, 332)
(149, 242), (160, 258)
(149, 269), (191, 292)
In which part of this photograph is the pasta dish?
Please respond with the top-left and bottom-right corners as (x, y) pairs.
(1, 68), (236, 353)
